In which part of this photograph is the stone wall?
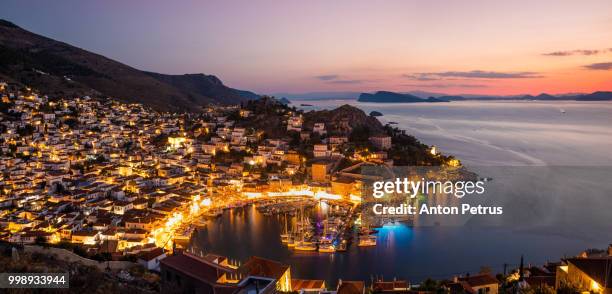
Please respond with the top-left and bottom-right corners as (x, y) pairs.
(24, 245), (138, 271)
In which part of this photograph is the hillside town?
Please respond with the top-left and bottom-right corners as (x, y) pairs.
(0, 82), (611, 293)
(0, 82), (452, 254)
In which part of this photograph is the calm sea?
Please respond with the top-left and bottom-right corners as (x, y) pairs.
(191, 100), (612, 286)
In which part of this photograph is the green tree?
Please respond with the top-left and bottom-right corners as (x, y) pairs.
(417, 278), (440, 291)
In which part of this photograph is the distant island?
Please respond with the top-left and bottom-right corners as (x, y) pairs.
(358, 91), (448, 103)
(574, 91), (612, 101)
(280, 90), (612, 102)
(369, 111), (383, 117)
(440, 91), (612, 101)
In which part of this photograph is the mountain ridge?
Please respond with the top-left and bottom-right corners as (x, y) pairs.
(438, 91), (612, 101)
(0, 19), (258, 111)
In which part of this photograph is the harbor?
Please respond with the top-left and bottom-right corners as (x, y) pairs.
(180, 196), (371, 255)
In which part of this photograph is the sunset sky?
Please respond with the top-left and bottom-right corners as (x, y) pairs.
(2, 0), (612, 95)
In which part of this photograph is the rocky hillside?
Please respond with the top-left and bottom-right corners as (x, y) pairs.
(303, 104), (384, 136)
(0, 19), (257, 111)
(237, 99), (384, 139)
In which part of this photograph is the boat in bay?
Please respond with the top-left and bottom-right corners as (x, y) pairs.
(294, 241), (317, 251)
(287, 238), (296, 247)
(336, 240), (348, 252)
(358, 235), (377, 247)
(281, 234), (291, 243)
(293, 202), (317, 251)
(318, 243), (336, 253)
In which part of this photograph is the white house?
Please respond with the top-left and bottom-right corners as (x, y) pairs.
(137, 248), (167, 272)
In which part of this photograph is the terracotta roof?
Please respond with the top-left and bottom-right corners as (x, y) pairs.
(72, 230), (98, 236)
(138, 247), (165, 262)
(201, 253), (227, 265)
(445, 281), (475, 293)
(458, 274), (499, 287)
(99, 240), (118, 253)
(373, 280), (409, 291)
(238, 256), (289, 280)
(337, 280), (365, 294)
(567, 257), (612, 288)
(160, 253), (232, 284)
(291, 279), (325, 291)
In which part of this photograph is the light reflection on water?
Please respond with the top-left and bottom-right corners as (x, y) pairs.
(191, 205), (598, 286)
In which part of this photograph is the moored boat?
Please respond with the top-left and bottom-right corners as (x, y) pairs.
(280, 233), (291, 243)
(336, 240), (348, 252)
(294, 241), (317, 251)
(318, 243), (336, 253)
(358, 235), (377, 247)
(287, 238), (296, 247)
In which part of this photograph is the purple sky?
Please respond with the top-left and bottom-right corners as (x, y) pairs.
(2, 0), (611, 95)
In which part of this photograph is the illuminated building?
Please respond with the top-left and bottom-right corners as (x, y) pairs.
(168, 137), (186, 149)
(331, 177), (358, 198)
(160, 252), (283, 293)
(556, 258), (612, 293)
(369, 135), (392, 150)
(311, 159), (334, 182)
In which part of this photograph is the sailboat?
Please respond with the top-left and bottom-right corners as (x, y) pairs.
(318, 220), (335, 253)
(280, 213), (291, 243)
(318, 242), (336, 253)
(336, 239), (348, 252)
(294, 202), (317, 251)
(280, 234), (291, 243)
(287, 237), (296, 247)
(295, 240), (317, 251)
